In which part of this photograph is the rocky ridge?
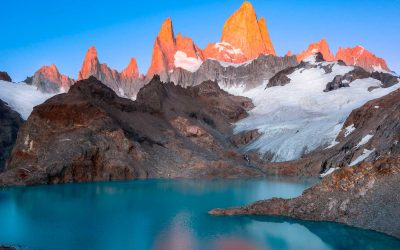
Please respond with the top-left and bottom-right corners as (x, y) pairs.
(0, 76), (265, 186)
(171, 54), (298, 90)
(31, 64), (75, 93)
(78, 46), (144, 99)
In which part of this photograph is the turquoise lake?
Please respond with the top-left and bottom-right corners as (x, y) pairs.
(0, 178), (399, 250)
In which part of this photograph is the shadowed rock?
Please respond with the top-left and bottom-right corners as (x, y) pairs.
(0, 76), (265, 186)
(0, 99), (23, 172)
(0, 72), (12, 82)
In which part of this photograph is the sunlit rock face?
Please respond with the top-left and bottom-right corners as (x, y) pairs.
(78, 46), (143, 99)
(296, 39), (335, 62)
(31, 64), (74, 93)
(336, 45), (389, 72)
(204, 1), (275, 64)
(146, 18), (204, 81)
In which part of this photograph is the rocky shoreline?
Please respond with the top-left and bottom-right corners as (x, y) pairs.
(210, 156), (400, 239)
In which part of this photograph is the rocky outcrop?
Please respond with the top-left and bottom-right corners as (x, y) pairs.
(78, 46), (144, 99)
(0, 99), (23, 171)
(296, 39), (335, 62)
(31, 64), (74, 93)
(0, 72), (12, 82)
(325, 67), (399, 92)
(266, 61), (310, 87)
(0, 76), (265, 186)
(210, 156), (400, 238)
(171, 54), (298, 90)
(371, 71), (399, 88)
(324, 67), (371, 91)
(336, 46), (389, 72)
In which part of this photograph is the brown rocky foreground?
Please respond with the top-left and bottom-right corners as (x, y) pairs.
(0, 76), (268, 186)
(210, 156), (400, 238)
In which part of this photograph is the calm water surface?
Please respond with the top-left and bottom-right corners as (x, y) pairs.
(0, 178), (399, 250)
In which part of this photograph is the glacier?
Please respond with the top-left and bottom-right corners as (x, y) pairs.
(0, 80), (57, 120)
(223, 57), (400, 162)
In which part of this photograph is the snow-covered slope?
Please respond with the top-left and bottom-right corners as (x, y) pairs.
(0, 80), (57, 119)
(224, 56), (400, 162)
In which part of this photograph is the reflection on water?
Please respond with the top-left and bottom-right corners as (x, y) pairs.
(0, 178), (399, 250)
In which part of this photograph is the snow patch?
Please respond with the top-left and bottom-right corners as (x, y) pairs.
(174, 51), (203, 73)
(320, 167), (340, 178)
(374, 106), (379, 109)
(214, 42), (243, 55)
(344, 124), (356, 137)
(215, 59), (254, 68)
(0, 80), (56, 119)
(356, 134), (374, 148)
(350, 149), (375, 166)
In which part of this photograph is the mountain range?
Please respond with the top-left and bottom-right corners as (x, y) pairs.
(24, 1), (391, 98)
(0, 1), (399, 240)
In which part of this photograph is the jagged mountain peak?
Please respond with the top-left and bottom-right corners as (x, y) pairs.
(32, 64), (74, 93)
(121, 57), (139, 79)
(336, 45), (389, 72)
(296, 38), (335, 62)
(220, 1), (275, 61)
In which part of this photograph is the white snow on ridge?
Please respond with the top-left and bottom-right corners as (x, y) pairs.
(222, 59), (400, 162)
(350, 149), (375, 166)
(174, 51), (203, 73)
(320, 167), (339, 178)
(215, 59), (254, 68)
(214, 42), (243, 55)
(344, 124), (356, 137)
(356, 134), (374, 148)
(0, 80), (56, 119)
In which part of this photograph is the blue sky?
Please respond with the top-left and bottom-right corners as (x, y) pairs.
(1, 0), (399, 81)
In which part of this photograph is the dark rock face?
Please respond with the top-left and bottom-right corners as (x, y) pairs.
(23, 76), (33, 84)
(210, 156), (400, 239)
(0, 100), (23, 172)
(324, 67), (399, 92)
(0, 76), (264, 186)
(170, 55), (298, 90)
(0, 72), (12, 82)
(324, 67), (370, 92)
(371, 71), (399, 88)
(210, 89), (400, 238)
